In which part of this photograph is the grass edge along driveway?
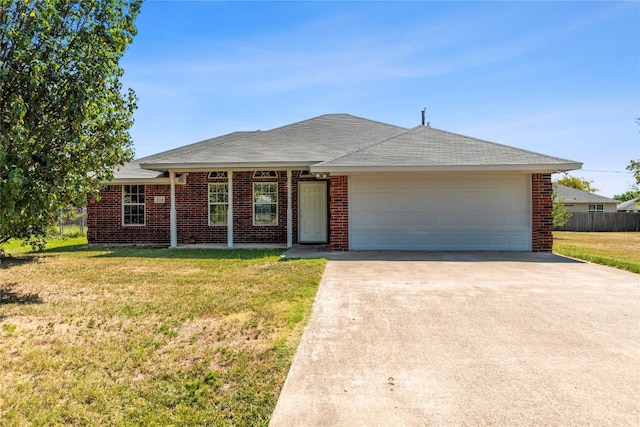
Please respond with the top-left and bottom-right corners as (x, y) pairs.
(553, 231), (640, 274)
(0, 239), (326, 426)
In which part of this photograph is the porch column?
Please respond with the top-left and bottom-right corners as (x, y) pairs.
(170, 171), (177, 248)
(227, 171), (234, 248)
(287, 170), (292, 248)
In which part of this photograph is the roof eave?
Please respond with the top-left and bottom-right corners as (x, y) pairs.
(109, 177), (172, 185)
(311, 162), (583, 174)
(139, 161), (318, 172)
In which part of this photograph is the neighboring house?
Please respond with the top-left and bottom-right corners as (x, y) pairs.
(87, 114), (581, 252)
(554, 184), (618, 213)
(617, 198), (640, 213)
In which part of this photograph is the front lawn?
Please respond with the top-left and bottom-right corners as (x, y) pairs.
(553, 231), (640, 273)
(0, 239), (326, 426)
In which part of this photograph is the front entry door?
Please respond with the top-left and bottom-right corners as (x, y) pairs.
(299, 181), (327, 243)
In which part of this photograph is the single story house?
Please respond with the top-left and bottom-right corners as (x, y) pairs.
(554, 184), (618, 213)
(617, 198), (639, 213)
(87, 114), (581, 251)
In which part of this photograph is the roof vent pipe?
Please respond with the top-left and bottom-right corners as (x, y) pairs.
(421, 108), (426, 126)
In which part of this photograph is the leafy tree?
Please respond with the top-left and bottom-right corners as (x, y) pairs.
(1, 0), (141, 250)
(627, 160), (640, 187)
(552, 184), (572, 229)
(554, 174), (599, 193)
(613, 189), (640, 202)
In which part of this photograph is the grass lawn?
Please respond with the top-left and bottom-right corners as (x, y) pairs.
(553, 231), (640, 274)
(0, 238), (326, 426)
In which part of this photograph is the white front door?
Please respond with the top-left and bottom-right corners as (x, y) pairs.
(299, 181), (327, 243)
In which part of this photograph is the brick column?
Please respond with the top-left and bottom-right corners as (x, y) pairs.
(329, 176), (349, 251)
(531, 173), (553, 252)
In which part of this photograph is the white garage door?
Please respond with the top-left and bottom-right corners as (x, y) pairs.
(349, 173), (531, 251)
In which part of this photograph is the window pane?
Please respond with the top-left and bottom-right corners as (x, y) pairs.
(210, 205), (228, 225)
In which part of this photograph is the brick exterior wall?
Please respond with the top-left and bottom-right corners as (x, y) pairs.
(88, 170), (325, 246)
(88, 171), (550, 252)
(87, 184), (171, 245)
(329, 175), (349, 251)
(531, 173), (553, 252)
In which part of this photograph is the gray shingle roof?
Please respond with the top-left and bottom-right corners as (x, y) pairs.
(554, 185), (617, 203)
(315, 125), (578, 170)
(616, 198), (639, 211)
(138, 114), (405, 168)
(112, 114), (581, 180)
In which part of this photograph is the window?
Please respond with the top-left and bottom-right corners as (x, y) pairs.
(588, 204), (604, 213)
(208, 171), (228, 179)
(209, 183), (229, 225)
(254, 183), (278, 225)
(253, 170), (278, 178)
(123, 185), (145, 225)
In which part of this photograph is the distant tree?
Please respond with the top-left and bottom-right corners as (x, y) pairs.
(627, 160), (640, 187)
(554, 174), (598, 193)
(552, 184), (572, 229)
(613, 189), (640, 202)
(0, 0), (142, 250)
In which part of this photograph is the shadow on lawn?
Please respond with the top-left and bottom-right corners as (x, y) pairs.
(0, 283), (42, 306)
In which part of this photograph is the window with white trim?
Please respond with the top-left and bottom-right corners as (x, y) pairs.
(588, 204), (604, 213)
(253, 183), (278, 225)
(123, 185), (145, 225)
(253, 170), (278, 178)
(209, 183), (228, 225)
(208, 171), (228, 179)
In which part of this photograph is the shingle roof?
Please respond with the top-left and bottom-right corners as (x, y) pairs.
(315, 125), (578, 170)
(138, 114), (405, 169)
(616, 198), (639, 211)
(112, 114), (581, 180)
(554, 184), (617, 204)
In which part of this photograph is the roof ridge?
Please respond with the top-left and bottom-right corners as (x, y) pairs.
(264, 113), (404, 133)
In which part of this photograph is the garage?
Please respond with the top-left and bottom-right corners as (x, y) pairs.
(349, 173), (531, 251)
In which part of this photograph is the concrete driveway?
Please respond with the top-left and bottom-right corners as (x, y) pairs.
(270, 252), (640, 426)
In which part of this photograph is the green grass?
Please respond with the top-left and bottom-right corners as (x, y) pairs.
(48, 223), (87, 238)
(0, 238), (326, 426)
(553, 231), (640, 274)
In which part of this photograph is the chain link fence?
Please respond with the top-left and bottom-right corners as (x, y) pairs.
(55, 208), (87, 237)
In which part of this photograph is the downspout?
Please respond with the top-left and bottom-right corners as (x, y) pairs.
(170, 170), (177, 248)
(287, 170), (292, 248)
(227, 171), (234, 248)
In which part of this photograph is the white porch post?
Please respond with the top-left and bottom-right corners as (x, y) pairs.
(170, 171), (177, 248)
(287, 170), (292, 248)
(227, 171), (234, 248)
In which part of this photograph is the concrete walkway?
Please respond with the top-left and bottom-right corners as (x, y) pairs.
(270, 252), (640, 426)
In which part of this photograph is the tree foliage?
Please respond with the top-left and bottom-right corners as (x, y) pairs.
(627, 160), (640, 187)
(613, 189), (640, 202)
(552, 184), (572, 229)
(554, 174), (598, 193)
(0, 0), (141, 249)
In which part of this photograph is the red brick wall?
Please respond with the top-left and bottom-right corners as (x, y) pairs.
(87, 170), (326, 246)
(531, 173), (553, 252)
(329, 175), (349, 251)
(87, 184), (170, 245)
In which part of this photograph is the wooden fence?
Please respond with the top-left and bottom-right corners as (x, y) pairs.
(556, 212), (640, 232)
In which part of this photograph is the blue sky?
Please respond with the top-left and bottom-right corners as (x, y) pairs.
(121, 0), (639, 197)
